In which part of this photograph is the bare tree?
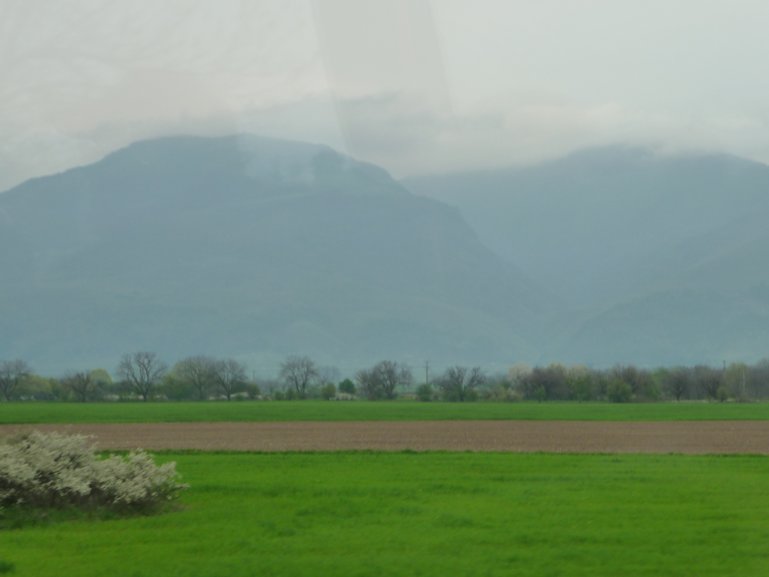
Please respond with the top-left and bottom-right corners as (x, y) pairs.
(518, 364), (569, 401)
(213, 358), (247, 401)
(356, 360), (412, 400)
(0, 359), (31, 401)
(611, 364), (657, 401)
(62, 371), (102, 402)
(436, 366), (485, 402)
(663, 367), (690, 401)
(117, 352), (167, 401)
(693, 364), (723, 401)
(279, 355), (318, 398)
(174, 355), (217, 400)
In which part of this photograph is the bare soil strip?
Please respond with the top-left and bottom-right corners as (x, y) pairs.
(3, 421), (769, 453)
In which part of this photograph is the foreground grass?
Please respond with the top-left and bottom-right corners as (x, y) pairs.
(2, 400), (769, 424)
(3, 452), (769, 577)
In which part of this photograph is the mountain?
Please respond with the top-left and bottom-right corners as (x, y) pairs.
(0, 135), (551, 375)
(404, 146), (769, 366)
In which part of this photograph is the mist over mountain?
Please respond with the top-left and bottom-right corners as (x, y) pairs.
(404, 146), (769, 366)
(6, 136), (769, 373)
(0, 134), (550, 375)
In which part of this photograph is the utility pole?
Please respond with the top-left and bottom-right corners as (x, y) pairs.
(424, 360), (430, 387)
(742, 365), (747, 399)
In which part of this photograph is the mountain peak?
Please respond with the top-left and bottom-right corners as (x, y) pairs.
(0, 133), (548, 373)
(3, 134), (404, 202)
(104, 133), (405, 199)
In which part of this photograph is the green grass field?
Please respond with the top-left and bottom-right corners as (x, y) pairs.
(3, 451), (768, 577)
(2, 400), (769, 424)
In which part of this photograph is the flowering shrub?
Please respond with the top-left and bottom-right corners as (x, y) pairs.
(0, 431), (186, 511)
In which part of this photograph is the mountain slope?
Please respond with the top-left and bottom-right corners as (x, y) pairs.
(0, 134), (551, 374)
(404, 146), (769, 307)
(405, 146), (769, 365)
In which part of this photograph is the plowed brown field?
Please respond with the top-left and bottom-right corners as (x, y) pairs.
(3, 421), (769, 453)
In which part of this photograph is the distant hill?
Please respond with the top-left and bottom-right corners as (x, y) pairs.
(0, 135), (551, 374)
(405, 146), (769, 366)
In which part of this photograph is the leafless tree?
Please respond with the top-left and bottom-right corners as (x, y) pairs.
(436, 366), (486, 402)
(117, 352), (167, 401)
(693, 364), (723, 400)
(518, 364), (569, 401)
(0, 359), (31, 401)
(611, 364), (656, 401)
(279, 355), (319, 398)
(356, 360), (412, 400)
(174, 355), (217, 400)
(663, 367), (690, 401)
(213, 358), (247, 401)
(62, 371), (101, 402)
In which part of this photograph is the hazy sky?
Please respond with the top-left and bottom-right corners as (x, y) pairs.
(3, 0), (769, 191)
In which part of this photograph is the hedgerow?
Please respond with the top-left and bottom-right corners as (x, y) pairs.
(0, 431), (186, 512)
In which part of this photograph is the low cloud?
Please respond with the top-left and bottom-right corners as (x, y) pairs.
(4, 91), (769, 193)
(308, 92), (769, 178)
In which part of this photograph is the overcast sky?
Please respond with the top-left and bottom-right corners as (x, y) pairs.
(3, 0), (769, 191)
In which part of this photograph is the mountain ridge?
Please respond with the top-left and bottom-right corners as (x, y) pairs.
(404, 145), (769, 366)
(0, 134), (551, 374)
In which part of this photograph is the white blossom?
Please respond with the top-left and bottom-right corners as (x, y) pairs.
(0, 431), (186, 509)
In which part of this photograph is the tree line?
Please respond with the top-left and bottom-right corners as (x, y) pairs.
(2, 354), (769, 402)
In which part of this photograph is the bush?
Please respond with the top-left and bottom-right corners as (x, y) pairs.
(607, 380), (633, 403)
(320, 383), (336, 400)
(415, 384), (434, 402)
(0, 431), (186, 512)
(716, 385), (730, 403)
